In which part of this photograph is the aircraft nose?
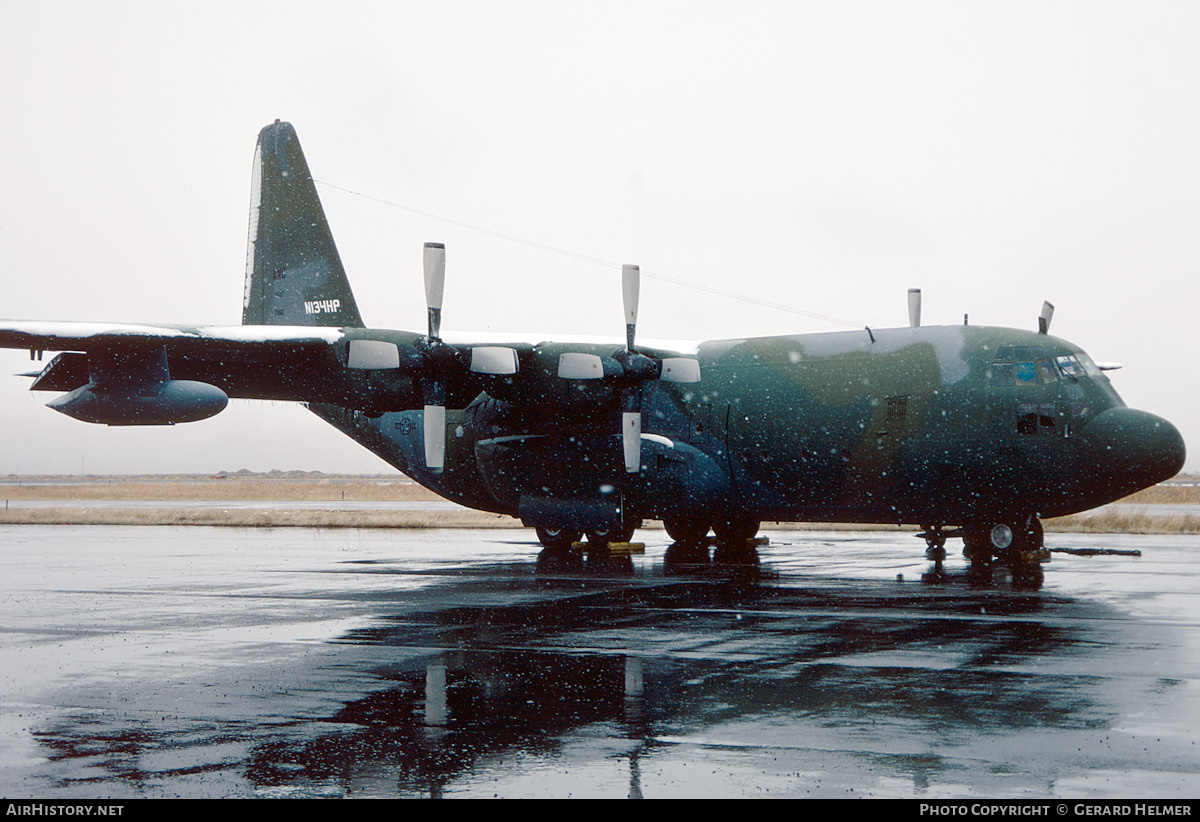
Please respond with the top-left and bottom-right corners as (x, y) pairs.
(1077, 407), (1187, 497)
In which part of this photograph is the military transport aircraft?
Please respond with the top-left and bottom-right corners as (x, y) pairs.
(0, 121), (1186, 579)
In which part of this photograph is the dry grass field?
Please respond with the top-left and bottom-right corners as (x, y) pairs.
(0, 473), (1196, 534)
(0, 475), (441, 502)
(0, 474), (518, 529)
(1044, 476), (1200, 534)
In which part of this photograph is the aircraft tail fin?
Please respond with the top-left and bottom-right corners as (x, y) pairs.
(242, 121), (365, 328)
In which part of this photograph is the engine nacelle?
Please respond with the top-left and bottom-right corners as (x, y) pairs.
(46, 380), (229, 426)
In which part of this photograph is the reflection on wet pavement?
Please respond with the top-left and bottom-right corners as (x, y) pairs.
(2, 526), (1198, 798)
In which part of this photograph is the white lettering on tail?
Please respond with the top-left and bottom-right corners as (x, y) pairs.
(304, 299), (342, 315)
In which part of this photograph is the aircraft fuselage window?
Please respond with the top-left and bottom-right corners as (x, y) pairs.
(1075, 351), (1103, 377)
(990, 363), (1015, 386)
(1017, 402), (1058, 436)
(990, 356), (1057, 387)
(1040, 402), (1056, 432)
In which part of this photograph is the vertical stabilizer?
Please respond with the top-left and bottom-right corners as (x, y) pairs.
(242, 121), (364, 327)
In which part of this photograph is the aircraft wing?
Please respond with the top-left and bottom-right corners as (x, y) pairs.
(0, 318), (556, 427)
(0, 320), (344, 356)
(0, 319), (370, 425)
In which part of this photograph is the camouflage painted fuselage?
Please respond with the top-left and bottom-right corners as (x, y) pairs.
(312, 322), (1184, 532)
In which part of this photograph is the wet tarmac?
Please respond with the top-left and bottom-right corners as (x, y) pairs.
(0, 525), (1197, 799)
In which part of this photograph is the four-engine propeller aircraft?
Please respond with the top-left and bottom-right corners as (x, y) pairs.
(0, 122), (1186, 579)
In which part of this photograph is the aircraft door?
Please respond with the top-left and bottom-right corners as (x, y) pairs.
(725, 402), (762, 504)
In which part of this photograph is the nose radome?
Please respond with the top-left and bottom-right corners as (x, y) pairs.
(1078, 407), (1186, 497)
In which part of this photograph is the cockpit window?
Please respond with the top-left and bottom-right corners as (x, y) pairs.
(990, 355), (1058, 386)
(990, 363), (1015, 386)
(1015, 361), (1037, 384)
(1075, 351), (1102, 376)
(1055, 354), (1084, 378)
(1036, 359), (1058, 384)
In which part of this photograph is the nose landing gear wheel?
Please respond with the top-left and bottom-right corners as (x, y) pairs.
(921, 527), (948, 582)
(989, 523), (1014, 551)
(963, 516), (1046, 587)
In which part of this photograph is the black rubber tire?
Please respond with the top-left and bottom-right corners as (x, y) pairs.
(585, 524), (636, 546)
(713, 517), (760, 545)
(536, 525), (582, 550)
(664, 517), (710, 545)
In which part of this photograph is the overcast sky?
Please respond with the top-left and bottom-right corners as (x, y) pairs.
(1, 1), (1196, 474)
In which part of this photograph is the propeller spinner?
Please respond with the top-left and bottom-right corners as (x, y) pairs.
(557, 263), (701, 473)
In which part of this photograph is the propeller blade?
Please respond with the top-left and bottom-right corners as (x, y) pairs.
(622, 264), (640, 351)
(423, 403), (446, 472)
(622, 409), (641, 473)
(908, 288), (922, 328)
(621, 264), (644, 471)
(1038, 301), (1055, 334)
(557, 262), (700, 471)
(420, 372), (448, 472)
(420, 242), (449, 472)
(424, 242), (446, 340)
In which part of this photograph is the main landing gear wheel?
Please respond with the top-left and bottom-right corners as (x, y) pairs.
(581, 524), (637, 573)
(584, 523), (636, 547)
(663, 517), (710, 546)
(534, 525), (584, 574)
(535, 546), (583, 574)
(535, 525), (582, 550)
(662, 517), (712, 574)
(712, 518), (761, 566)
